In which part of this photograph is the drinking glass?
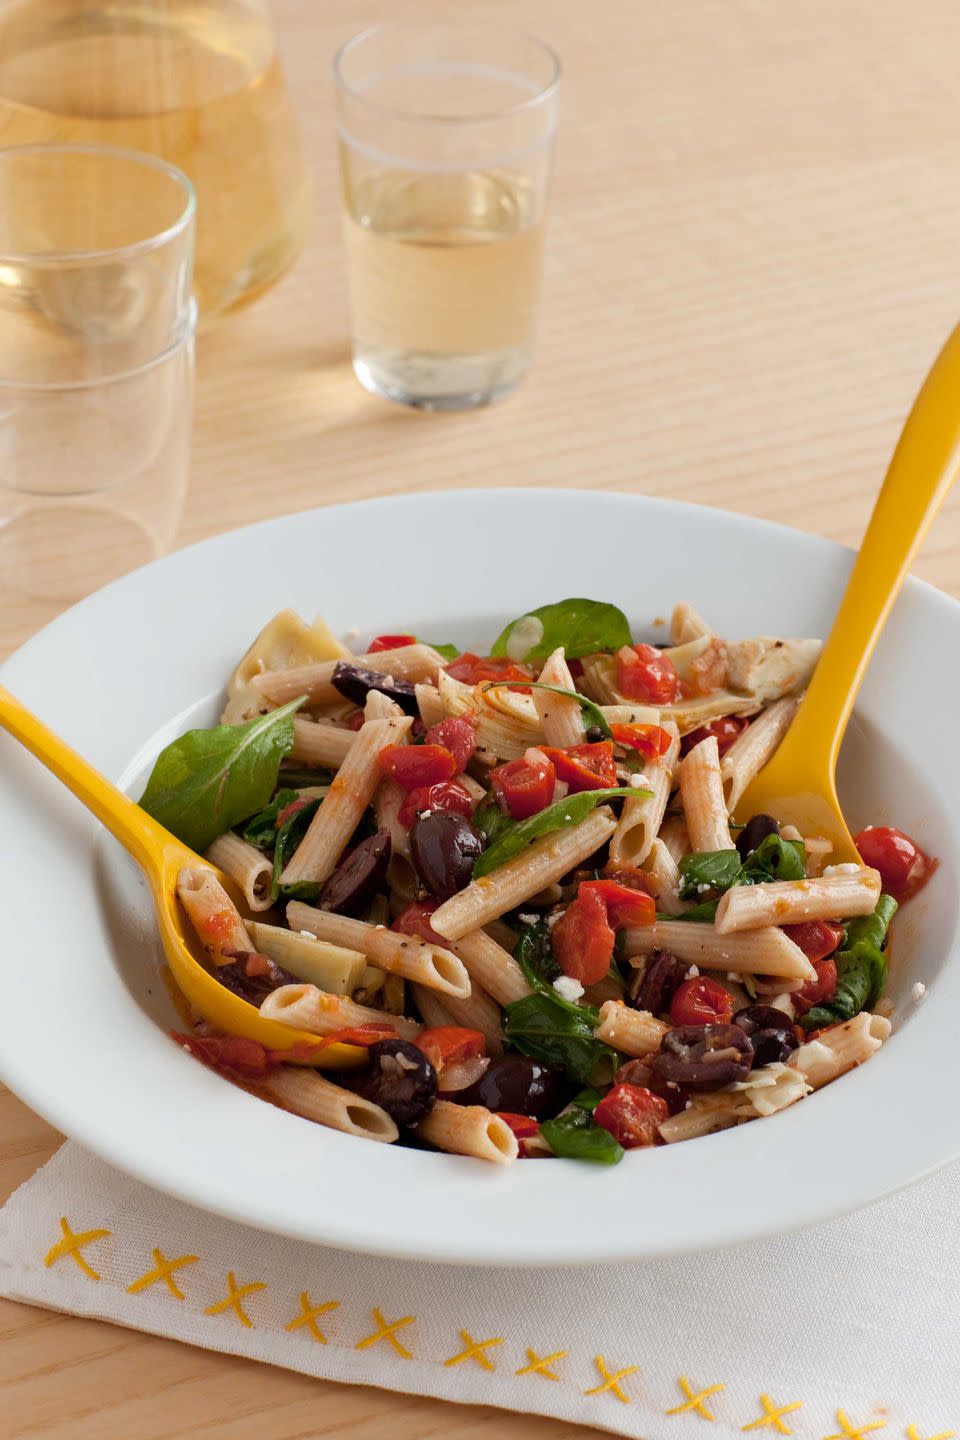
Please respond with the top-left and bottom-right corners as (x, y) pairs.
(334, 24), (560, 410)
(0, 143), (195, 616)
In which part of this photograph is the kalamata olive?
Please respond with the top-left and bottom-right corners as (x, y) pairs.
(216, 951), (297, 1005)
(330, 661), (419, 715)
(734, 1003), (795, 1035)
(651, 1023), (752, 1091)
(628, 950), (688, 1016)
(615, 1057), (687, 1114)
(458, 1055), (562, 1118)
(585, 724), (606, 744)
(736, 813), (780, 860)
(748, 1027), (800, 1068)
(341, 1038), (437, 1125)
(319, 828), (391, 915)
(410, 811), (483, 900)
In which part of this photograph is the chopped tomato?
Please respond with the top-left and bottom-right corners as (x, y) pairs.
(398, 778), (474, 827)
(615, 644), (681, 704)
(275, 796), (311, 828)
(445, 652), (534, 687)
(669, 976), (735, 1026)
(392, 900), (445, 946)
(853, 826), (939, 904)
(379, 743), (457, 789)
(415, 1027), (485, 1073)
(602, 862), (657, 895)
(314, 1023), (398, 1049)
(792, 958), (839, 1016)
(782, 920), (844, 964)
(594, 1084), (669, 1148)
(171, 1032), (278, 1078)
(367, 634), (416, 653)
(580, 878), (656, 929)
(491, 751), (556, 819)
(681, 715), (748, 757)
(610, 722), (673, 759)
(424, 715), (477, 772)
(497, 1111), (540, 1156)
(551, 886), (616, 985)
(681, 638), (728, 697)
(542, 741), (617, 792)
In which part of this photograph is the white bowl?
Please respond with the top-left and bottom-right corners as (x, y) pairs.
(0, 489), (956, 1265)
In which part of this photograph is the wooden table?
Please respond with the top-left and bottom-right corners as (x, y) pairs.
(3, 0), (960, 1433)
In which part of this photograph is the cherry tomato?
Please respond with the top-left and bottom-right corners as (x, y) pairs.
(681, 715), (748, 757)
(551, 886), (616, 985)
(610, 723), (674, 759)
(792, 958), (839, 1016)
(415, 1027), (485, 1072)
(782, 920), (844, 964)
(580, 878), (656, 929)
(392, 900), (445, 946)
(314, 1024), (399, 1050)
(615, 644), (681, 704)
(275, 796), (311, 828)
(424, 715), (477, 772)
(602, 862), (657, 895)
(853, 826), (939, 904)
(491, 751), (556, 819)
(445, 652), (534, 687)
(669, 976), (735, 1026)
(542, 741), (618, 792)
(594, 1084), (669, 1148)
(367, 634), (416, 653)
(397, 778), (474, 827)
(379, 743), (457, 789)
(172, 1032), (277, 1078)
(497, 1111), (540, 1156)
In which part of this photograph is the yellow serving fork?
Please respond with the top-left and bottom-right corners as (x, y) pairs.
(736, 323), (960, 857)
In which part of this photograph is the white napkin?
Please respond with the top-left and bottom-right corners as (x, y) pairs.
(1, 1142), (957, 1437)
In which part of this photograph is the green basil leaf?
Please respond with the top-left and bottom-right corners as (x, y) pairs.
(480, 680), (612, 739)
(503, 990), (604, 1083)
(139, 696), (303, 853)
(473, 794), (515, 849)
(514, 916), (560, 990)
(678, 849), (742, 898)
(242, 788), (302, 852)
(273, 798), (321, 900)
(425, 642), (459, 661)
(491, 598), (633, 663)
(540, 1107), (624, 1165)
(473, 787), (650, 880)
(571, 1086), (605, 1112)
(801, 939), (888, 1030)
(674, 898), (721, 923)
(740, 833), (806, 883)
(843, 894), (898, 952)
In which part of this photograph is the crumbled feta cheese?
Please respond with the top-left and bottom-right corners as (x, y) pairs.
(546, 912), (562, 929)
(380, 674), (395, 688)
(685, 965), (700, 979)
(696, 883), (711, 894)
(553, 975), (585, 1002)
(517, 913), (539, 924)
(505, 614), (545, 662)
(823, 862), (861, 875)
(630, 771), (651, 787)
(419, 809), (432, 820)
(912, 981), (927, 1002)
(299, 930), (316, 940)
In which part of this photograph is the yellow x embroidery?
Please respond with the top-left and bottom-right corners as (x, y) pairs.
(203, 1270), (266, 1328)
(443, 1329), (504, 1371)
(666, 1375), (726, 1420)
(823, 1413), (887, 1440)
(44, 1217), (111, 1281)
(743, 1394), (804, 1435)
(516, 1347), (568, 1381)
(126, 1248), (199, 1300)
(355, 1307), (415, 1359)
(906, 1428), (955, 1440)
(584, 1354), (640, 1404)
(285, 1292), (340, 1344)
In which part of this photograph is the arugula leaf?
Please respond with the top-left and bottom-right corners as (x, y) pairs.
(674, 898), (721, 923)
(491, 598), (633, 663)
(514, 916), (560, 990)
(540, 1106), (624, 1165)
(570, 1086), (605, 1112)
(473, 787), (650, 879)
(472, 794), (515, 849)
(843, 893), (898, 952)
(740, 832), (806, 883)
(139, 696), (303, 853)
(480, 680), (612, 739)
(273, 798), (320, 900)
(503, 990), (611, 1083)
(801, 896), (897, 1029)
(678, 849), (742, 899)
(242, 788), (301, 852)
(425, 642), (459, 661)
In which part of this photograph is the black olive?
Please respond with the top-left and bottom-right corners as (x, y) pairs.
(216, 951), (297, 1005)
(585, 724), (606, 744)
(736, 813), (781, 860)
(410, 811), (483, 900)
(330, 661), (419, 715)
(319, 828), (391, 915)
(628, 950), (687, 1016)
(651, 1023), (752, 1091)
(458, 1055), (562, 1118)
(340, 1038), (437, 1126)
(734, 1003), (795, 1035)
(749, 1027), (800, 1068)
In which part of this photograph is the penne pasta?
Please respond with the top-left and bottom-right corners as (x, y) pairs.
(447, 928), (531, 1006)
(714, 868), (882, 934)
(410, 984), (458, 1031)
(415, 1099), (518, 1165)
(287, 903), (471, 998)
(791, 1013), (891, 1090)
(412, 981), (504, 1054)
(642, 838), (688, 915)
(658, 814), (690, 864)
(364, 688), (405, 721)
(415, 681), (446, 728)
(247, 921), (366, 995)
(263, 1067), (398, 1142)
(623, 919), (816, 981)
(260, 982), (420, 1042)
(609, 723), (680, 867)
(679, 734), (734, 852)
(253, 643), (444, 708)
(373, 778), (418, 898)
(594, 1000), (668, 1056)
(177, 866), (253, 962)
(204, 833), (274, 912)
(531, 647), (586, 747)
(721, 695), (800, 813)
(289, 716), (355, 769)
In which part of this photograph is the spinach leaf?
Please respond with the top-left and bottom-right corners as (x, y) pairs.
(540, 1106), (624, 1165)
(472, 794), (515, 849)
(473, 787), (650, 879)
(273, 798), (320, 900)
(424, 642), (459, 661)
(242, 788), (302, 852)
(678, 849), (742, 899)
(491, 598), (633, 663)
(844, 893), (898, 952)
(740, 832), (806, 883)
(674, 898), (721, 923)
(571, 1086), (605, 1113)
(503, 990), (610, 1083)
(514, 916), (560, 989)
(276, 766), (335, 789)
(139, 696), (303, 853)
(480, 681), (612, 739)
(801, 896), (896, 1029)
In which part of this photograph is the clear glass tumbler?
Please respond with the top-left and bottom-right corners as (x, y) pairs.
(334, 24), (560, 410)
(0, 143), (195, 616)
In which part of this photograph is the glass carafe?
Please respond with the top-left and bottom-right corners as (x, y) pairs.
(0, 0), (310, 320)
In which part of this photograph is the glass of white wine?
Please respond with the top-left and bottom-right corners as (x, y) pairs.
(334, 24), (560, 410)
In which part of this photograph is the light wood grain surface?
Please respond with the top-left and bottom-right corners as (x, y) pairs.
(3, 0), (960, 1434)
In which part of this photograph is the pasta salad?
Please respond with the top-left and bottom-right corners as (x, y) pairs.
(140, 598), (937, 1165)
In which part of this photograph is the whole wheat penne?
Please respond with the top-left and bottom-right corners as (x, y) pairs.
(374, 777), (419, 898)
(263, 1067), (398, 1142)
(642, 838), (687, 915)
(721, 695), (800, 813)
(447, 928), (531, 1006)
(411, 981), (504, 1054)
(531, 647), (586, 747)
(290, 716), (354, 769)
(204, 833), (274, 912)
(715, 868), (882, 934)
(670, 601), (712, 645)
(364, 688), (405, 720)
(260, 982), (420, 1041)
(253, 643), (444, 708)
(623, 919), (816, 981)
(610, 724), (680, 867)
(680, 734), (734, 852)
(411, 985), (458, 1030)
(280, 714), (411, 887)
(177, 866), (253, 962)
(659, 1093), (745, 1143)
(595, 1000), (668, 1056)
(287, 902), (470, 998)
(658, 815), (690, 863)
(247, 921), (366, 994)
(430, 808), (619, 942)
(791, 1013), (891, 1089)
(415, 681), (446, 728)
(415, 1100), (518, 1165)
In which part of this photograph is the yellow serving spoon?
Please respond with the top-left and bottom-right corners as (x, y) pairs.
(736, 322), (960, 856)
(0, 688), (363, 1068)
